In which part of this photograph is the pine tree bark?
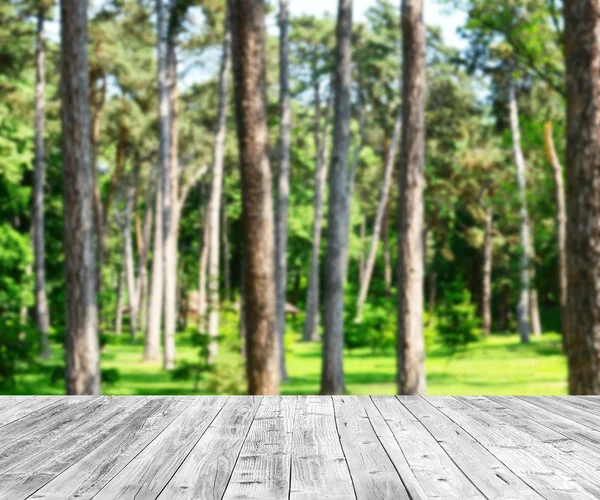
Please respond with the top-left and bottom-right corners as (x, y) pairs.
(508, 78), (533, 343)
(529, 249), (542, 336)
(321, 0), (353, 396)
(33, 6), (50, 358)
(222, 197), (231, 302)
(198, 209), (210, 331)
(564, 1), (600, 394)
(397, 0), (426, 396)
(230, 0), (280, 395)
(207, 11), (231, 361)
(276, 0), (291, 381)
(358, 214), (366, 289)
(136, 176), (154, 333)
(302, 84), (333, 342)
(356, 109), (401, 320)
(482, 206), (493, 336)
(60, 0), (101, 395)
(544, 121), (567, 339)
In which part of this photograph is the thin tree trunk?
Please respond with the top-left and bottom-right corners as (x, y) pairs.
(358, 214), (366, 289)
(564, 1), (600, 394)
(508, 78), (531, 344)
(136, 176), (154, 332)
(482, 206), (493, 336)
(230, 0), (280, 395)
(428, 270), (437, 327)
(397, 0), (426, 396)
(302, 84), (333, 342)
(382, 201), (392, 295)
(222, 196), (231, 302)
(163, 37), (179, 370)
(33, 6), (50, 358)
(144, 185), (163, 361)
(529, 247), (542, 336)
(321, 0), (353, 396)
(198, 209), (210, 331)
(356, 109), (401, 320)
(207, 11), (231, 362)
(115, 266), (124, 336)
(157, 0), (174, 370)
(276, 0), (291, 381)
(61, 0), (101, 395)
(544, 121), (567, 339)
(123, 187), (138, 339)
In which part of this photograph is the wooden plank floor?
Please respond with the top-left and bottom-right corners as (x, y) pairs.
(1, 396), (599, 499)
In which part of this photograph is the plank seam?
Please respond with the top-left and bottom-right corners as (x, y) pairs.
(429, 397), (549, 500)
(396, 396), (490, 500)
(154, 396), (230, 500)
(515, 396), (600, 430)
(218, 395), (263, 500)
(331, 396), (358, 500)
(366, 396), (414, 500)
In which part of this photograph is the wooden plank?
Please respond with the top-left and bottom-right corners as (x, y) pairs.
(519, 396), (600, 430)
(0, 397), (150, 500)
(548, 396), (600, 415)
(157, 396), (262, 500)
(329, 396), (409, 500)
(458, 397), (600, 489)
(222, 396), (297, 500)
(0, 397), (69, 428)
(490, 396), (600, 455)
(30, 397), (194, 500)
(361, 397), (428, 500)
(0, 396), (119, 474)
(400, 396), (543, 499)
(0, 396), (93, 450)
(288, 396), (356, 500)
(372, 396), (482, 499)
(92, 396), (228, 499)
(429, 396), (597, 499)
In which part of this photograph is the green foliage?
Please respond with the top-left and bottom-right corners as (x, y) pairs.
(345, 303), (395, 353)
(437, 278), (481, 352)
(0, 319), (38, 390)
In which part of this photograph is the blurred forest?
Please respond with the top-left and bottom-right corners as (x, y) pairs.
(0, 0), (591, 396)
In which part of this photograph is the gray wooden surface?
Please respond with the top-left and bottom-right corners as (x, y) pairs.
(0, 396), (599, 499)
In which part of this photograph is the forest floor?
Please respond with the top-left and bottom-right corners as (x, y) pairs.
(10, 330), (567, 395)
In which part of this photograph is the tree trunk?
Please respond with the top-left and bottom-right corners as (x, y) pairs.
(356, 109), (401, 320)
(157, 0), (174, 370)
(302, 83), (333, 342)
(164, 37), (179, 371)
(33, 7), (50, 358)
(508, 78), (532, 344)
(222, 196), (231, 302)
(358, 214), (366, 288)
(230, 0), (280, 395)
(60, 0), (101, 395)
(276, 0), (291, 382)
(123, 187), (138, 339)
(136, 176), (155, 333)
(544, 121), (567, 339)
(115, 266), (124, 336)
(383, 201), (392, 296)
(529, 250), (542, 336)
(564, 2), (600, 394)
(397, 0), (426, 396)
(321, 0), (353, 396)
(205, 13), (231, 362)
(482, 206), (493, 336)
(198, 209), (210, 331)
(145, 185), (163, 362)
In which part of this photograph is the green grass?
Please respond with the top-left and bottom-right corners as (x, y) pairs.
(6, 331), (567, 395)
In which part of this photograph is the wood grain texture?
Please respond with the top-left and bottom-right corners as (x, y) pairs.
(157, 396), (262, 500)
(0, 396), (598, 499)
(289, 396), (355, 500)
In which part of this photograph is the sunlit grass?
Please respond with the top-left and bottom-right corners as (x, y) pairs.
(8, 328), (567, 396)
